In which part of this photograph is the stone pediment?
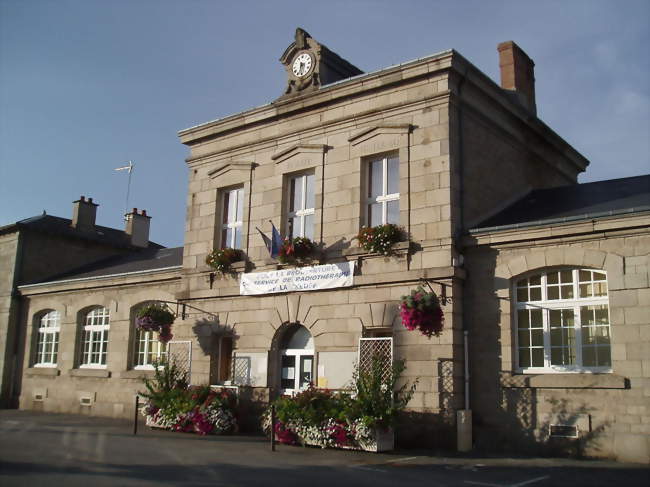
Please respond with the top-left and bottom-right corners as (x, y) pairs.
(348, 124), (412, 158)
(271, 144), (327, 172)
(207, 161), (256, 187)
(347, 123), (412, 146)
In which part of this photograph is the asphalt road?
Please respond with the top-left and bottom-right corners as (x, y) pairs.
(0, 410), (647, 487)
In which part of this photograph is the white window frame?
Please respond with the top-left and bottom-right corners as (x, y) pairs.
(514, 268), (612, 374)
(365, 154), (400, 226)
(80, 306), (110, 369)
(134, 328), (167, 369)
(220, 187), (244, 249)
(286, 172), (315, 240)
(34, 310), (60, 367)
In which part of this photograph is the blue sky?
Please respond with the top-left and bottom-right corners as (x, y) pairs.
(1, 0), (648, 247)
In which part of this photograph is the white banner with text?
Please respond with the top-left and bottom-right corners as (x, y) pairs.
(240, 262), (355, 295)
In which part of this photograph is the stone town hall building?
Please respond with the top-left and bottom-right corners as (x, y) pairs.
(1, 30), (648, 463)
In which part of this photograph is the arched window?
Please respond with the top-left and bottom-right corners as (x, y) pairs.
(514, 268), (611, 372)
(280, 325), (314, 394)
(81, 306), (110, 367)
(34, 310), (60, 367)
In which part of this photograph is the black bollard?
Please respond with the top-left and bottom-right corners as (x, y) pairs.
(133, 395), (139, 435)
(271, 404), (276, 451)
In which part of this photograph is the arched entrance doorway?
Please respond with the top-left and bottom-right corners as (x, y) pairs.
(279, 324), (314, 394)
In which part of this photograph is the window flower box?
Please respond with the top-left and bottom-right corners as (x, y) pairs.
(278, 237), (317, 266)
(343, 240), (410, 258)
(206, 247), (243, 274)
(356, 223), (405, 256)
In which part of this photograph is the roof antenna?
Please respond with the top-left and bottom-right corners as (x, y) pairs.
(114, 161), (135, 221)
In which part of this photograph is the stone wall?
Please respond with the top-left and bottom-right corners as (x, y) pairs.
(180, 69), (455, 289)
(0, 227), (134, 407)
(18, 272), (180, 419)
(464, 216), (650, 463)
(0, 231), (21, 406)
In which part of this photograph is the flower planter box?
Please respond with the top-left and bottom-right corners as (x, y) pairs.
(358, 426), (394, 452)
(145, 415), (166, 429)
(276, 426), (394, 453)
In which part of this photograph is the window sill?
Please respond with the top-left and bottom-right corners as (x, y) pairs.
(230, 260), (246, 271)
(342, 240), (410, 257)
(207, 260), (247, 274)
(69, 369), (111, 378)
(118, 369), (156, 379)
(26, 367), (60, 377)
(264, 255), (324, 268)
(500, 372), (629, 389)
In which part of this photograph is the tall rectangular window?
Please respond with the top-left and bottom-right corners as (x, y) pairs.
(35, 310), (60, 367)
(366, 154), (399, 226)
(221, 187), (244, 249)
(287, 173), (315, 240)
(81, 307), (110, 367)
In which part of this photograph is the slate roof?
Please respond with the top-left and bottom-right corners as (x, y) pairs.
(0, 214), (163, 249)
(471, 175), (650, 232)
(25, 247), (183, 285)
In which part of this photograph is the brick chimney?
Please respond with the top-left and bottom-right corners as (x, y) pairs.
(498, 41), (536, 115)
(71, 196), (98, 230)
(125, 208), (151, 248)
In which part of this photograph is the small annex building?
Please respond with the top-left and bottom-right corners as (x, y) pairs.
(2, 30), (649, 463)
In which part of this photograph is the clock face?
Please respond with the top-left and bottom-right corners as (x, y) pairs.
(292, 52), (313, 78)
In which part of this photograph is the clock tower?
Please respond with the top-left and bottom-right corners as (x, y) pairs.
(279, 28), (363, 98)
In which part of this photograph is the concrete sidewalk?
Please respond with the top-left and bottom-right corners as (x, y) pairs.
(0, 410), (647, 487)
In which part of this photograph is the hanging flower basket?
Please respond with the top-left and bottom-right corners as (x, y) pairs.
(399, 286), (444, 337)
(205, 247), (242, 273)
(135, 303), (176, 343)
(278, 237), (315, 265)
(356, 224), (403, 256)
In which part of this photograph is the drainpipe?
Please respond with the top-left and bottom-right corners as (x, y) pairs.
(464, 330), (470, 411)
(455, 69), (472, 453)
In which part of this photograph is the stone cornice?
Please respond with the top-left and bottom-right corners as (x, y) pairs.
(178, 50), (454, 146)
(17, 269), (181, 297)
(463, 212), (650, 248)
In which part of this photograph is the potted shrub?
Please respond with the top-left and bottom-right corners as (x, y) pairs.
(140, 360), (238, 434)
(135, 303), (176, 343)
(278, 237), (316, 265)
(262, 358), (417, 452)
(399, 286), (444, 337)
(356, 223), (404, 256)
(205, 247), (242, 274)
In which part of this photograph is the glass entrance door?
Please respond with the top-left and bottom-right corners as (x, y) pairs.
(281, 351), (313, 393)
